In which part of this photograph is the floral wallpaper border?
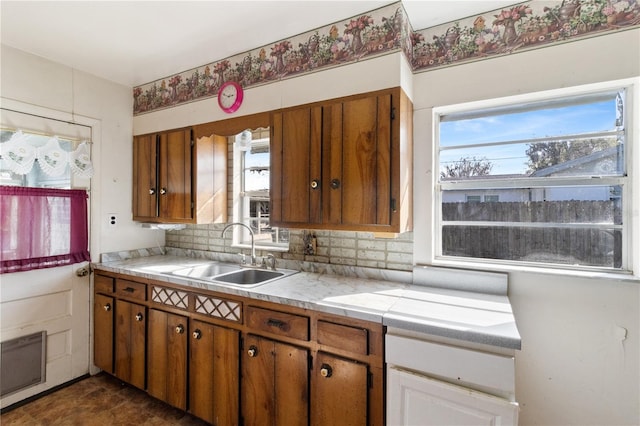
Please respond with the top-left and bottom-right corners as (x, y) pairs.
(133, 0), (639, 115)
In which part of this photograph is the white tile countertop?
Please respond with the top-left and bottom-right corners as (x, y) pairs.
(95, 253), (521, 350)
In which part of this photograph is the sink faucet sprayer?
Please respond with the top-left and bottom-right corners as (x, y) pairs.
(222, 222), (256, 266)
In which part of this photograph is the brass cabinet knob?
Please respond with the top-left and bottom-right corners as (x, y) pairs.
(135, 313), (143, 322)
(149, 188), (156, 195)
(160, 188), (167, 195)
(247, 345), (258, 357)
(103, 303), (111, 312)
(310, 179), (319, 189)
(330, 179), (340, 189)
(175, 324), (185, 334)
(320, 364), (332, 378)
(192, 329), (202, 340)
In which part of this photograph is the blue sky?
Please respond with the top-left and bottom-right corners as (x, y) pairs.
(439, 98), (619, 175)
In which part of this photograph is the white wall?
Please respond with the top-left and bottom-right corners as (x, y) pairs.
(412, 29), (640, 425)
(1, 44), (164, 254)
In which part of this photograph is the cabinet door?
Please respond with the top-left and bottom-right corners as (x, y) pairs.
(190, 320), (240, 425)
(241, 334), (309, 426)
(114, 300), (146, 389)
(159, 128), (193, 221)
(271, 106), (322, 226)
(324, 94), (392, 227)
(132, 133), (158, 220)
(311, 352), (368, 426)
(147, 309), (188, 410)
(387, 367), (519, 426)
(94, 293), (114, 373)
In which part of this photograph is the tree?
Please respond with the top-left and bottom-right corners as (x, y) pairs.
(526, 138), (617, 173)
(440, 156), (493, 179)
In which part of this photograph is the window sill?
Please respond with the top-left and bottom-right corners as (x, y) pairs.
(430, 257), (640, 284)
(231, 243), (290, 253)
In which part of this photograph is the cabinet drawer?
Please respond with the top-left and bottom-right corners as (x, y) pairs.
(115, 279), (147, 301)
(317, 320), (368, 356)
(94, 274), (114, 294)
(246, 306), (309, 341)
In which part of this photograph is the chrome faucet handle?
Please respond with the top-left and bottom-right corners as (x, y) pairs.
(265, 253), (276, 271)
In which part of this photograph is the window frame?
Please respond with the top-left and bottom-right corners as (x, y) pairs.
(431, 79), (638, 276)
(231, 130), (289, 252)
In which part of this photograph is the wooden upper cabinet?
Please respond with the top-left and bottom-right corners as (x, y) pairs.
(271, 87), (412, 233)
(271, 106), (322, 226)
(132, 127), (227, 224)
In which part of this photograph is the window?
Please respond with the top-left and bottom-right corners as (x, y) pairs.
(435, 85), (631, 271)
(0, 130), (91, 273)
(232, 128), (288, 250)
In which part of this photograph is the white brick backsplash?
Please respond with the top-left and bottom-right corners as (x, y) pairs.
(357, 239), (387, 251)
(357, 249), (386, 261)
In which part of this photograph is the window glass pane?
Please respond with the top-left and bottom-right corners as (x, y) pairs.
(0, 131), (73, 188)
(443, 185), (622, 224)
(440, 136), (623, 178)
(235, 129), (288, 249)
(436, 87), (628, 271)
(440, 95), (620, 147)
(442, 225), (622, 268)
(244, 151), (269, 193)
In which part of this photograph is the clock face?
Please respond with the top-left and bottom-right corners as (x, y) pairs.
(218, 81), (243, 113)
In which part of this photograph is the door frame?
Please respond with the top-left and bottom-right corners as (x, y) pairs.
(0, 98), (104, 390)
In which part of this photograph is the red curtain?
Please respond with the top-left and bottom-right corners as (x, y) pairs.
(0, 186), (90, 273)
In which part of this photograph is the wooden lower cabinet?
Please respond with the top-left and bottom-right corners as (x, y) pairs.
(94, 271), (384, 426)
(94, 293), (114, 373)
(190, 320), (240, 425)
(241, 334), (309, 426)
(114, 299), (146, 389)
(311, 352), (369, 426)
(147, 309), (188, 410)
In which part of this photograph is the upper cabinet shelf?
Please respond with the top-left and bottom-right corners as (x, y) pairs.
(270, 87), (413, 233)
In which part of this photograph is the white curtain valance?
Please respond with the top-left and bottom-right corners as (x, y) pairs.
(0, 130), (94, 178)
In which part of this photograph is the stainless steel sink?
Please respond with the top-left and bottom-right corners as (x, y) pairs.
(213, 269), (285, 285)
(171, 263), (240, 279)
(168, 261), (297, 287)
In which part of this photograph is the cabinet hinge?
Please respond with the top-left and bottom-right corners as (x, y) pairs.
(391, 198), (397, 213)
(240, 336), (244, 350)
(308, 354), (313, 370)
(368, 372), (374, 389)
(391, 107), (396, 120)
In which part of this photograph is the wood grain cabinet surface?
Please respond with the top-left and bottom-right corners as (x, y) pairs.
(94, 265), (384, 425)
(132, 127), (227, 224)
(271, 87), (413, 233)
(114, 299), (146, 390)
(147, 309), (188, 410)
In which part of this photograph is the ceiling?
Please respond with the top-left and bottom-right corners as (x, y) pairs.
(1, 1), (517, 88)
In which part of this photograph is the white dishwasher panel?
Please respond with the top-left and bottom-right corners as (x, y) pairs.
(386, 334), (515, 399)
(387, 367), (519, 426)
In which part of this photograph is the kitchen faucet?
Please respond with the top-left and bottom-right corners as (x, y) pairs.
(222, 222), (257, 266)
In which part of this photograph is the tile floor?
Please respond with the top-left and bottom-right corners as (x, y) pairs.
(1, 373), (210, 425)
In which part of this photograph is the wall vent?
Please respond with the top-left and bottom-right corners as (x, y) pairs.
(1, 331), (46, 396)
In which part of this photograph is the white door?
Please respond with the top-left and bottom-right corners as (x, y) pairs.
(0, 108), (93, 408)
(387, 367), (519, 426)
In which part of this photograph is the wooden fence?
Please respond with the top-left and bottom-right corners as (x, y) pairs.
(442, 200), (622, 267)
